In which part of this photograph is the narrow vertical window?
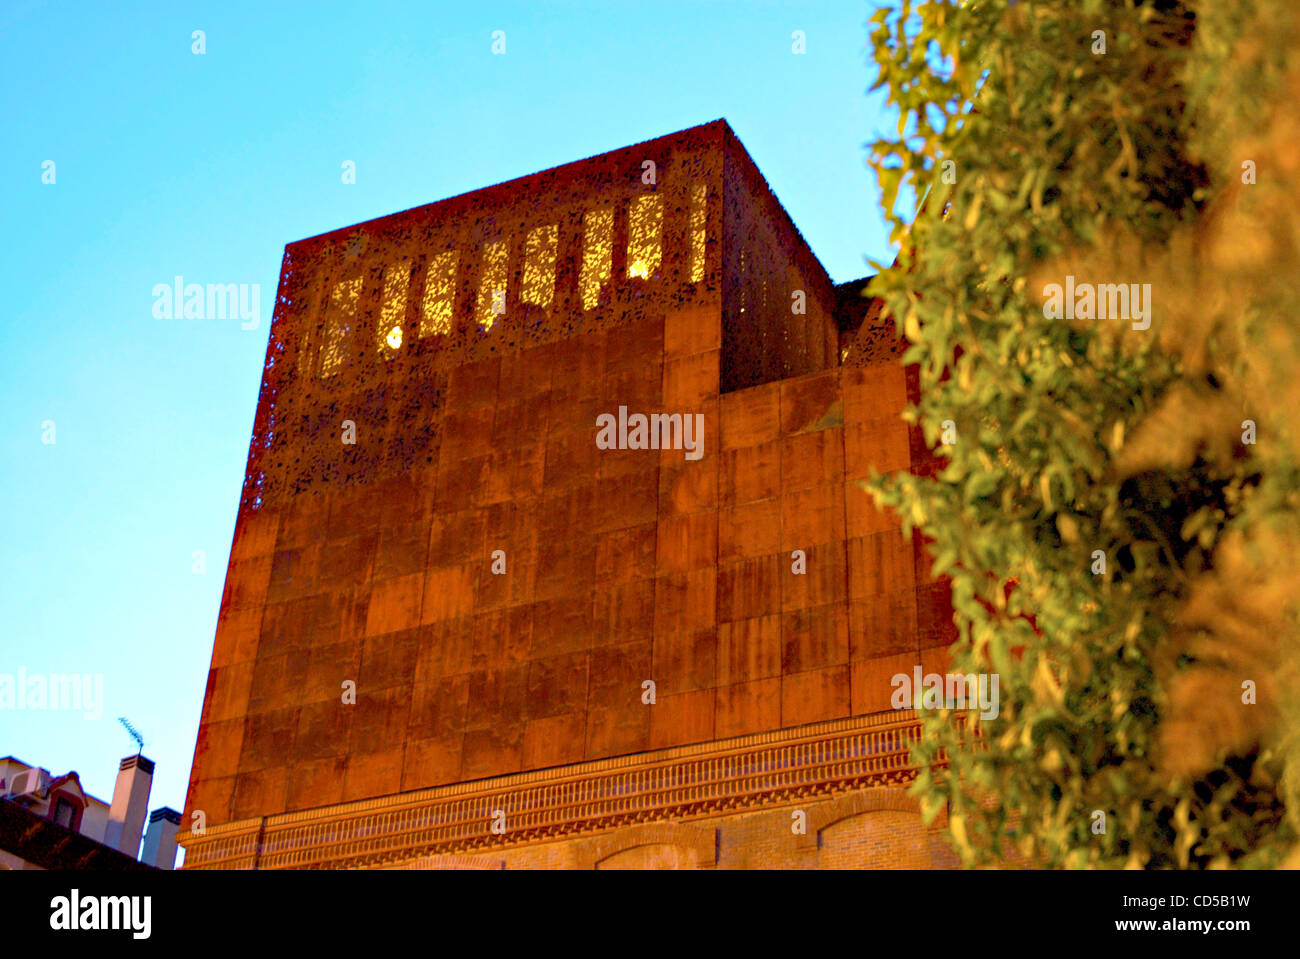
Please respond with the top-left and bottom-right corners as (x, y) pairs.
(689, 182), (707, 283)
(738, 250), (747, 315)
(476, 240), (509, 331)
(626, 194), (662, 279)
(319, 277), (362, 377)
(53, 798), (76, 829)
(419, 251), (458, 338)
(377, 261), (410, 359)
(297, 321), (315, 377)
(522, 224), (558, 309)
(580, 207), (613, 310)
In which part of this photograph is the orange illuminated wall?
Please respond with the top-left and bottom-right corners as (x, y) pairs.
(183, 119), (954, 830)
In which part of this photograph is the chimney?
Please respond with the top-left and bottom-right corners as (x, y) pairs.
(141, 806), (181, 869)
(103, 754), (154, 859)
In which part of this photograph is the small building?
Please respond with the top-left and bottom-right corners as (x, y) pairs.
(0, 754), (180, 870)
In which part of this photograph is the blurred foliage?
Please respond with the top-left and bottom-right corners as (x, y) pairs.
(863, 0), (1300, 867)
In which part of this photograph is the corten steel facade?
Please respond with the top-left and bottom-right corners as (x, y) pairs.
(179, 120), (960, 869)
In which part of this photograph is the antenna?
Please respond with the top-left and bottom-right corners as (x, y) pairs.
(118, 717), (146, 756)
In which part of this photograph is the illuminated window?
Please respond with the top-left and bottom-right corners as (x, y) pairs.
(377, 261), (410, 360)
(739, 250), (747, 315)
(626, 194), (662, 279)
(580, 207), (613, 310)
(476, 240), (509, 331)
(522, 224), (558, 309)
(419, 251), (458, 338)
(319, 277), (362, 377)
(296, 322), (314, 376)
(689, 183), (707, 282)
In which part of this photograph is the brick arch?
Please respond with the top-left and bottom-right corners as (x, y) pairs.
(795, 787), (922, 850)
(586, 822), (718, 869)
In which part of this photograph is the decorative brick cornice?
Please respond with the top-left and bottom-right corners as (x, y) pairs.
(179, 709), (973, 870)
(393, 853), (504, 870)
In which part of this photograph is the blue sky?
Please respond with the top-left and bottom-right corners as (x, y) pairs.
(0, 0), (896, 842)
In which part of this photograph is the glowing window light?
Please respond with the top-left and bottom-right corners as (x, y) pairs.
(377, 261), (410, 360)
(626, 194), (662, 279)
(297, 321), (314, 376)
(419, 251), (458, 338)
(738, 250), (746, 314)
(476, 240), (509, 331)
(689, 182), (707, 283)
(319, 277), (362, 378)
(580, 207), (613, 310)
(522, 224), (558, 309)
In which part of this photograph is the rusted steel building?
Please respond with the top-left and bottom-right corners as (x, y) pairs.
(179, 120), (958, 869)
